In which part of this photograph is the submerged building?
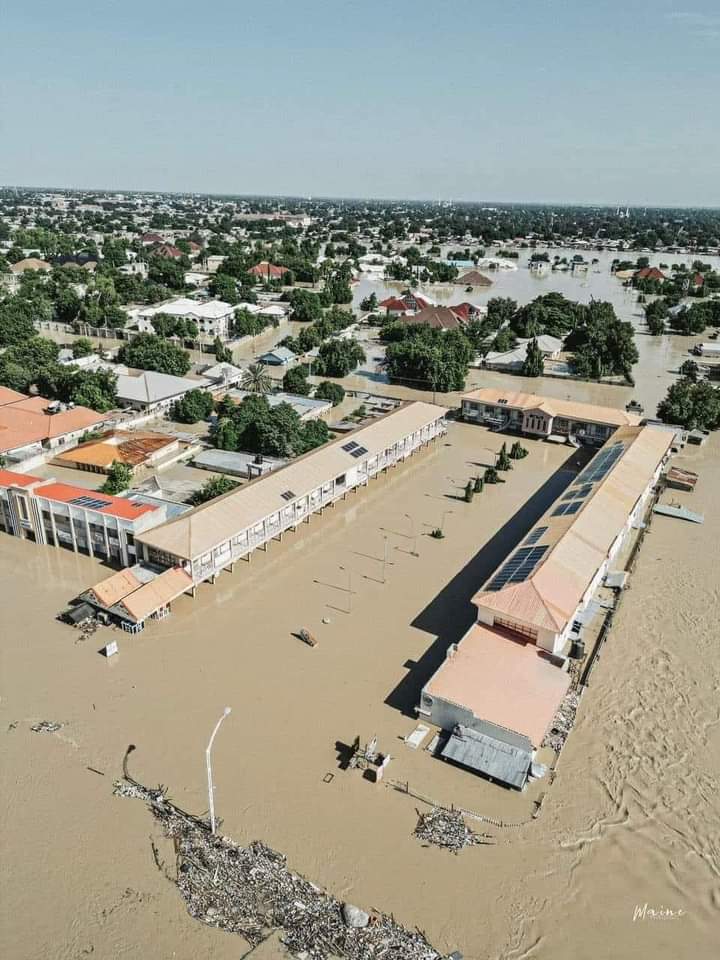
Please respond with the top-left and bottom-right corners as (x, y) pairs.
(460, 387), (640, 444)
(0, 469), (171, 566)
(135, 401), (447, 584)
(419, 424), (673, 789)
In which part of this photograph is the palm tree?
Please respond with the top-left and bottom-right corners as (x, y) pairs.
(241, 362), (272, 394)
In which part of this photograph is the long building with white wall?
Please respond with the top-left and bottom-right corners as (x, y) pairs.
(418, 424), (673, 788)
(134, 401), (448, 584)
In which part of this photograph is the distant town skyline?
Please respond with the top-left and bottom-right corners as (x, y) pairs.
(2, 0), (719, 207)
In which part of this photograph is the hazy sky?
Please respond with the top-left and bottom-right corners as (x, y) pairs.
(2, 0), (719, 205)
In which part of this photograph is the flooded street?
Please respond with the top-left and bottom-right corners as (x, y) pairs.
(1, 418), (718, 960)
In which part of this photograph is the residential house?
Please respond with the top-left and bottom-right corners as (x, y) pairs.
(134, 297), (235, 339)
(0, 388), (111, 465)
(115, 371), (212, 414)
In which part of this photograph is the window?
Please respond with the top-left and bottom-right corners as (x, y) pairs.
(495, 617), (538, 641)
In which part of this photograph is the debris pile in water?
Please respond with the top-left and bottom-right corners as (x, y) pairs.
(113, 770), (444, 960)
(543, 690), (581, 753)
(413, 806), (493, 854)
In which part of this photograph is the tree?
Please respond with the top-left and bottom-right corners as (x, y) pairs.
(486, 297), (517, 329)
(240, 362), (273, 394)
(189, 474), (239, 506)
(567, 301), (638, 383)
(208, 273), (239, 304)
(171, 388), (214, 423)
(297, 418), (331, 453)
(678, 359), (700, 382)
(0, 298), (37, 346)
(360, 292), (378, 312)
(100, 461), (133, 495)
(148, 255), (185, 290)
(521, 337), (544, 377)
(212, 417), (239, 450)
(72, 337), (94, 358)
(464, 481), (474, 503)
(657, 379), (720, 430)
(283, 365), (311, 396)
(496, 443), (512, 471)
(214, 337), (233, 363)
(314, 381), (345, 406)
(289, 289), (323, 322)
(117, 333), (191, 375)
(55, 287), (82, 324)
(383, 325), (471, 392)
(314, 339), (366, 377)
(232, 308), (267, 338)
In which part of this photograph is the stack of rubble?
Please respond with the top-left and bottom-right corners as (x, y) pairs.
(413, 807), (492, 854)
(113, 776), (443, 960)
(543, 690), (581, 753)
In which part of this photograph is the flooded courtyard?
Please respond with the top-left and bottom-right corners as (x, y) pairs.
(0, 419), (718, 960)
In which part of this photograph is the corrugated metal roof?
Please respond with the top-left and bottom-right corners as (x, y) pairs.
(117, 567), (193, 622)
(441, 725), (531, 789)
(136, 401), (445, 562)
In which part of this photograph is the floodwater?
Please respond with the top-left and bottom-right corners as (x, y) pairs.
(352, 247), (720, 415)
(1, 421), (718, 960)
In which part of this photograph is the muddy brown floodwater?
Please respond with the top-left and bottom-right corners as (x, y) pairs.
(0, 423), (718, 960)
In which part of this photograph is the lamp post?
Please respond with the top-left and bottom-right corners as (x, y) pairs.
(206, 707), (231, 835)
(404, 513), (418, 557)
(339, 564), (352, 613)
(440, 509), (454, 535)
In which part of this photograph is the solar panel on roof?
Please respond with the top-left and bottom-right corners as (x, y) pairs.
(350, 446), (368, 458)
(524, 526), (547, 545)
(342, 441), (359, 452)
(280, 490), (296, 501)
(69, 495), (112, 510)
(486, 545), (548, 591)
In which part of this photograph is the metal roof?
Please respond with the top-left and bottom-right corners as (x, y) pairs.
(441, 725), (531, 790)
(136, 401), (446, 562)
(462, 387), (641, 428)
(474, 426), (673, 634)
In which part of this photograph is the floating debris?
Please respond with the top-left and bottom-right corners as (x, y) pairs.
(543, 690), (581, 753)
(31, 721), (63, 734)
(413, 806), (493, 854)
(113, 770), (444, 960)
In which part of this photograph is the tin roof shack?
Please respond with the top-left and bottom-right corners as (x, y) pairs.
(54, 430), (180, 475)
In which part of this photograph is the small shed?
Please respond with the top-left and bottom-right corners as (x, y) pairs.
(441, 724), (532, 790)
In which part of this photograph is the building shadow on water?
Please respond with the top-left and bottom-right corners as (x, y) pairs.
(385, 446), (594, 718)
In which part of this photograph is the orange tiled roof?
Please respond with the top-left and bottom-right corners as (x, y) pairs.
(34, 482), (158, 520)
(0, 395), (109, 453)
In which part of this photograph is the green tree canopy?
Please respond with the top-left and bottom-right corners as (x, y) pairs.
(314, 381), (345, 406)
(657, 379), (720, 431)
(100, 461), (133, 495)
(171, 388), (214, 423)
(188, 474), (239, 506)
(117, 333), (191, 375)
(282, 365), (311, 396)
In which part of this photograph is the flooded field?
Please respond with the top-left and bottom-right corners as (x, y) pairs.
(1, 421), (718, 960)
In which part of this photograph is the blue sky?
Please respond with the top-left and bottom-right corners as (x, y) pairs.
(1, 0), (718, 205)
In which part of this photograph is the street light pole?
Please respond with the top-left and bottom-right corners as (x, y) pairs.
(404, 513), (418, 557)
(339, 564), (352, 613)
(206, 707), (231, 835)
